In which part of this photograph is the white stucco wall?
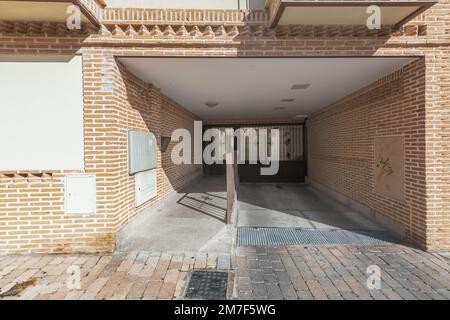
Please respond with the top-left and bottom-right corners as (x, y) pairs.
(0, 55), (84, 171)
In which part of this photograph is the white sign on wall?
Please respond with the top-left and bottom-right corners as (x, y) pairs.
(0, 55), (84, 171)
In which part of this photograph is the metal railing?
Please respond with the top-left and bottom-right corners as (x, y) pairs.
(101, 8), (269, 25)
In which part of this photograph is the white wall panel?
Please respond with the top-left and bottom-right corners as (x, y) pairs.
(0, 55), (84, 171)
(135, 169), (157, 207)
(128, 131), (157, 174)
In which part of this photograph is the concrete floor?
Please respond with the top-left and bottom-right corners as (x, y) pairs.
(116, 175), (233, 255)
(117, 177), (386, 255)
(237, 183), (385, 231)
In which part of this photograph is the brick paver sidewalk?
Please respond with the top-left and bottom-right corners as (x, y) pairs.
(0, 244), (449, 300)
(234, 244), (450, 300)
(0, 251), (229, 300)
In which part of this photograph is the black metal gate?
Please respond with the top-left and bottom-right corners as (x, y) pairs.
(203, 124), (307, 183)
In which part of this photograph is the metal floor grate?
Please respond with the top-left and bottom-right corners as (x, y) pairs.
(237, 227), (396, 247)
(185, 271), (228, 300)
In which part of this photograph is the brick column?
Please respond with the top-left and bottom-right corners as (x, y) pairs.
(81, 49), (120, 252)
(424, 50), (450, 251)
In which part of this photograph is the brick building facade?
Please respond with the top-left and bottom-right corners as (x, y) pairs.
(0, 0), (449, 253)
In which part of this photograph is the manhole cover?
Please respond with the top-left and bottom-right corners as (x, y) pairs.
(185, 271), (228, 300)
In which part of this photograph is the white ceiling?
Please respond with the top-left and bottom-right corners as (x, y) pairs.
(118, 57), (416, 120)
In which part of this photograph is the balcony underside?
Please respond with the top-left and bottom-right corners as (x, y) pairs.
(0, 0), (104, 27)
(0, 0), (437, 31)
(268, 0), (437, 28)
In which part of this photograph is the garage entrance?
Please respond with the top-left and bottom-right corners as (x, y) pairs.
(203, 124), (307, 183)
(115, 56), (420, 252)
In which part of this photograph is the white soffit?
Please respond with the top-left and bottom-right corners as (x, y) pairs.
(0, 1), (89, 22)
(118, 57), (417, 120)
(278, 6), (420, 25)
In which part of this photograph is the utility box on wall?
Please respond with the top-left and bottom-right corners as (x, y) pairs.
(135, 169), (157, 207)
(128, 131), (157, 174)
(64, 174), (96, 215)
(128, 131), (158, 207)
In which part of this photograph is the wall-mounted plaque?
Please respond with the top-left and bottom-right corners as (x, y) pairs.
(374, 136), (405, 201)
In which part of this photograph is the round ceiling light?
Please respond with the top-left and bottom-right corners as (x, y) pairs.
(205, 101), (219, 108)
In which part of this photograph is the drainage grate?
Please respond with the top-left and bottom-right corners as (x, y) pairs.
(238, 227), (396, 247)
(185, 271), (228, 300)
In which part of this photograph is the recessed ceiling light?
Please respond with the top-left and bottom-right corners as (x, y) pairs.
(274, 107), (287, 111)
(291, 84), (311, 90)
(295, 114), (308, 118)
(280, 98), (295, 103)
(205, 101), (219, 108)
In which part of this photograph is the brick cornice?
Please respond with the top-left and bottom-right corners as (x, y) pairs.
(0, 20), (427, 39)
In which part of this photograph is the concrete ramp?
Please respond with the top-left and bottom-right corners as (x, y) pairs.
(116, 175), (233, 255)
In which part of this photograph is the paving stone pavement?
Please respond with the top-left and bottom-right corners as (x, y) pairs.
(234, 244), (450, 300)
(0, 251), (231, 300)
(0, 244), (449, 300)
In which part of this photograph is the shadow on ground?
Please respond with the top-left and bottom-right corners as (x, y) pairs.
(116, 175), (232, 255)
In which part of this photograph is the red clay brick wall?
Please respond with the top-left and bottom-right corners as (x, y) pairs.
(308, 59), (428, 247)
(0, 49), (201, 254)
(1, 0), (449, 252)
(112, 61), (202, 232)
(0, 171), (89, 254)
